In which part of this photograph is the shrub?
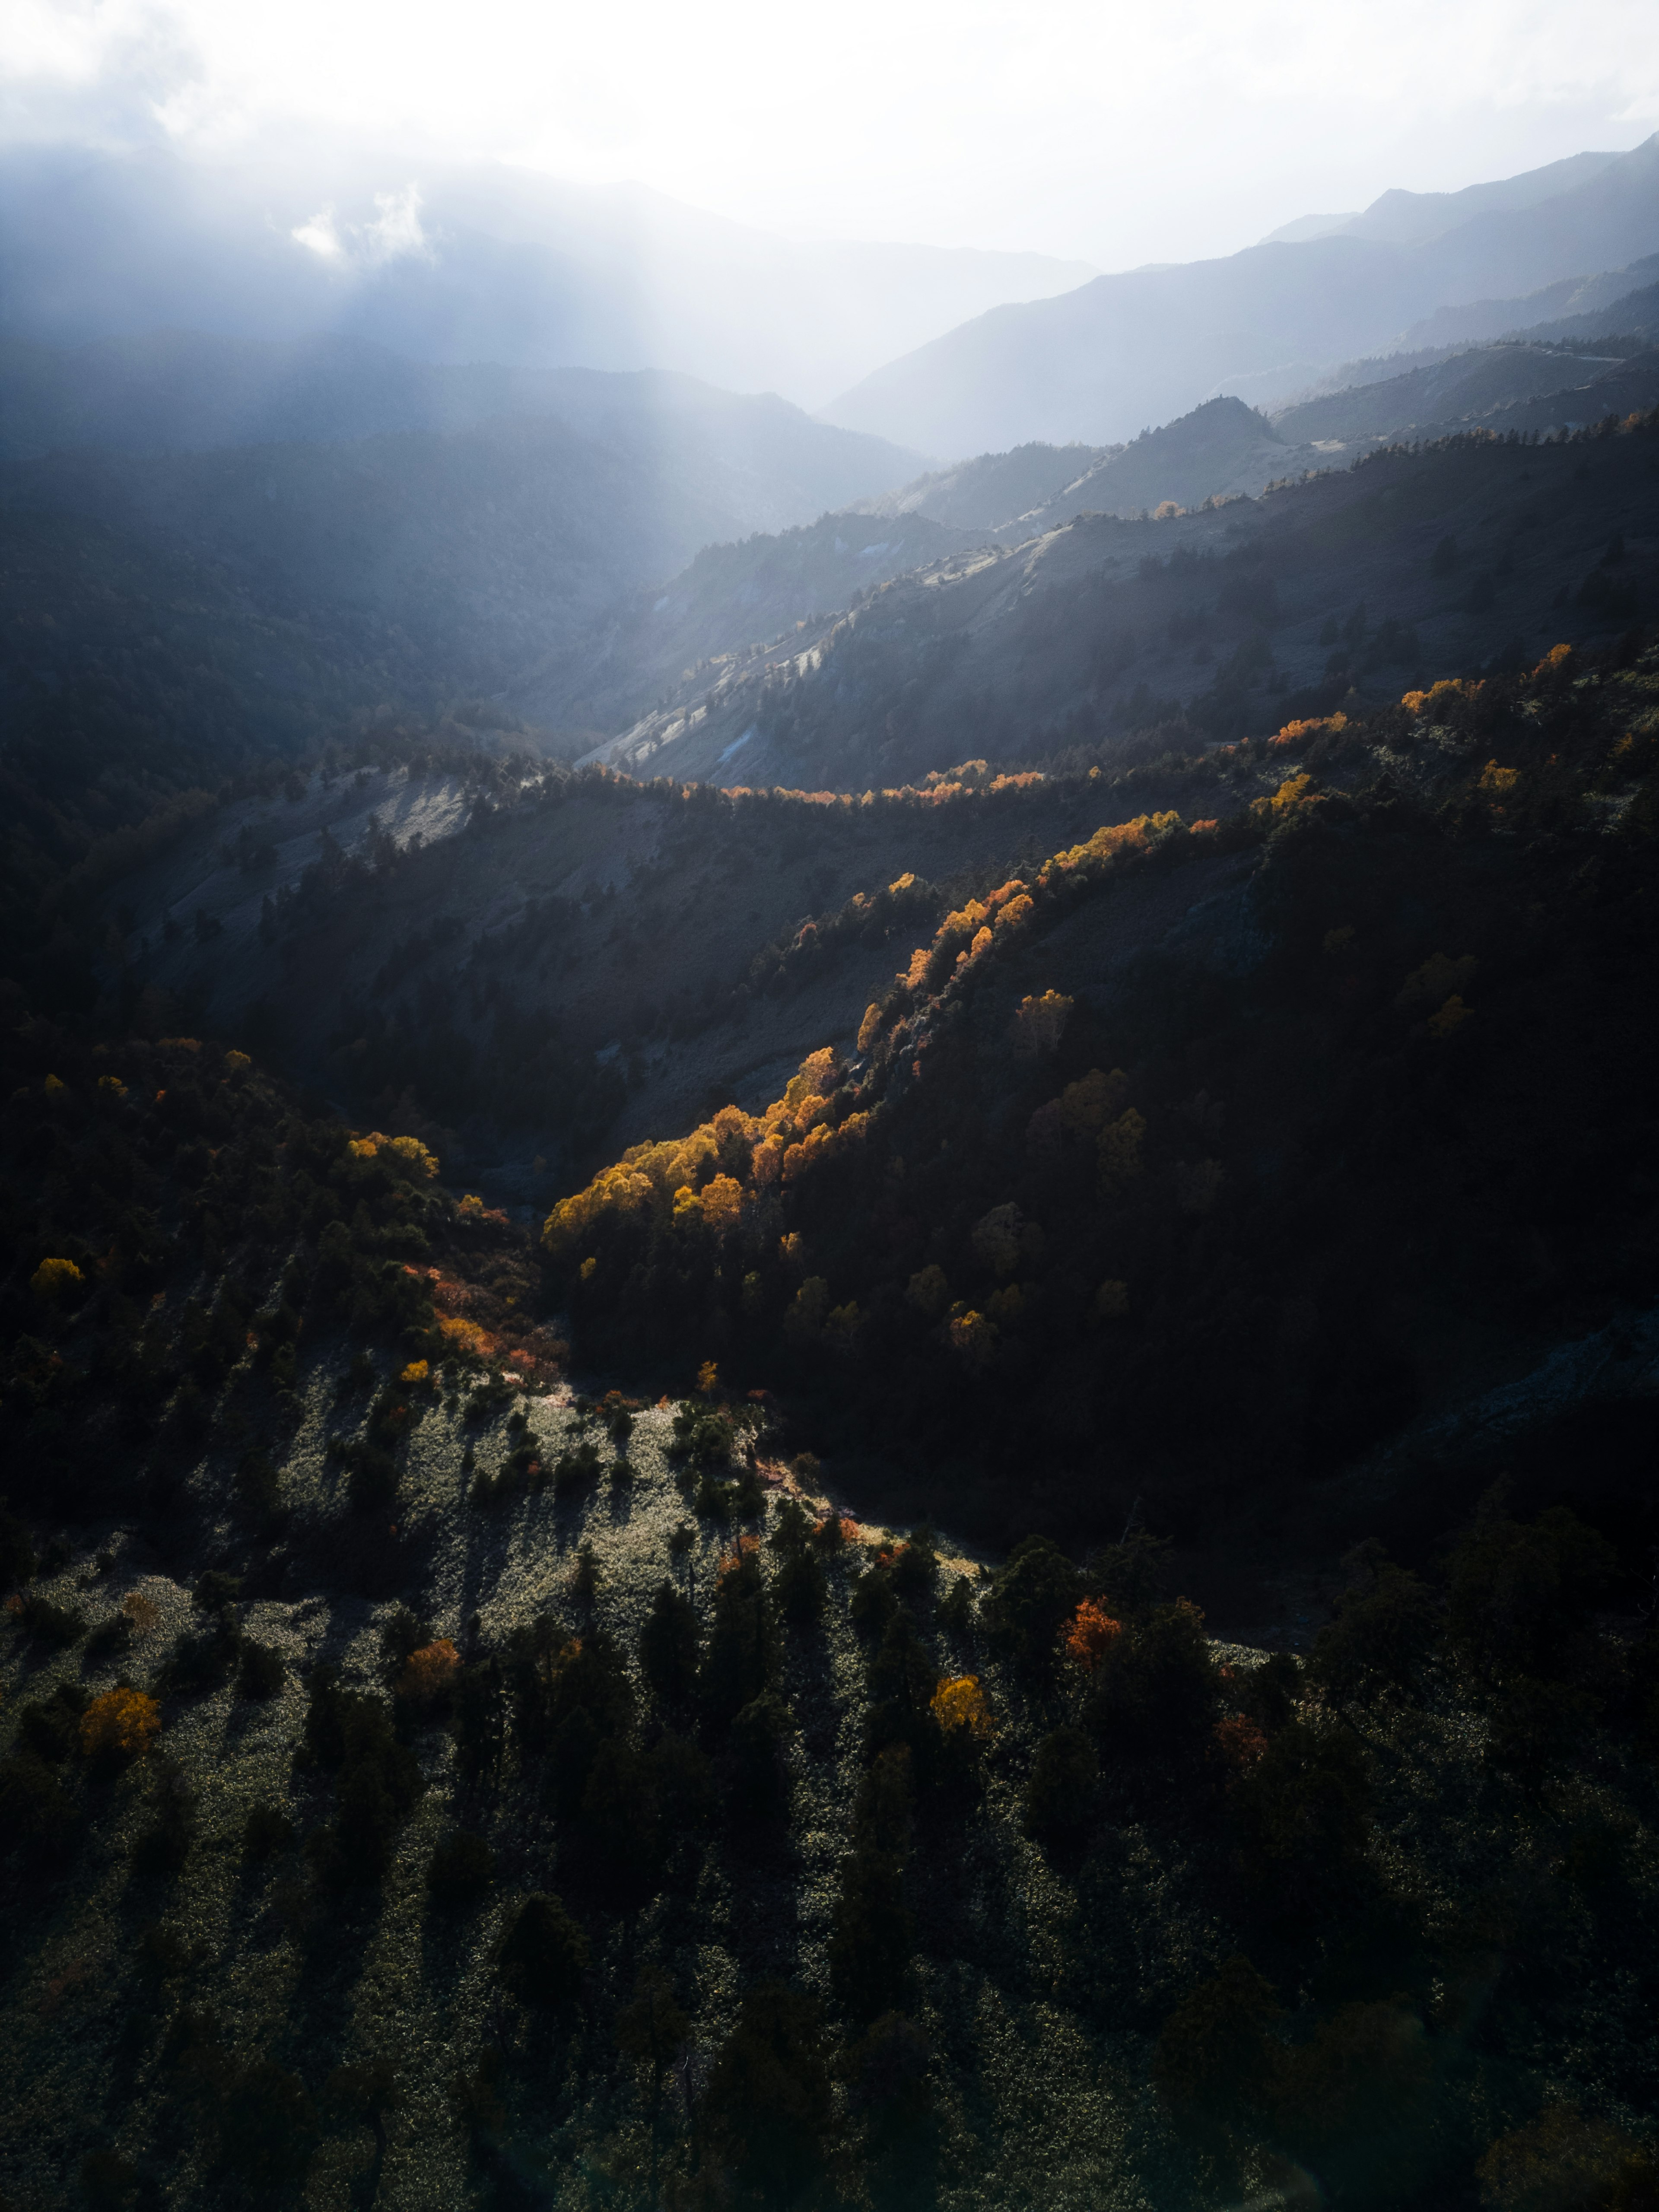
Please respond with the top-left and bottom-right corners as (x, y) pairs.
(132, 1758), (198, 1875)
(32, 1256), (85, 1305)
(19, 1683), (89, 1762)
(1310, 1544), (1437, 1703)
(701, 1984), (833, 2200)
(1446, 1496), (1615, 1682)
(774, 1547), (825, 1624)
(1231, 1720), (1373, 1917)
(1023, 1725), (1100, 1848)
(12, 1591), (86, 1646)
(80, 1688), (161, 1763)
(499, 1892), (588, 2007)
(86, 1614), (135, 1660)
(0, 1751), (76, 1849)
(242, 1802), (296, 1860)
(929, 1675), (992, 1739)
(398, 1639), (461, 1710)
(1084, 1600), (1219, 1757)
(640, 1583), (702, 1705)
(426, 1830), (496, 1908)
(237, 1640), (285, 1699)
(1063, 1597), (1123, 1672)
(985, 1535), (1083, 1677)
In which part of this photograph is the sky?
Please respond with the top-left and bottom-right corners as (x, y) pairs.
(5, 0), (1659, 270)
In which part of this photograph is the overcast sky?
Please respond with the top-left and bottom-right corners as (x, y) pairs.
(6, 0), (1659, 269)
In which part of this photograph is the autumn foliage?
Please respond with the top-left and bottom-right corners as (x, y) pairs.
(1063, 1599), (1123, 1672)
(930, 1675), (993, 1738)
(399, 1640), (461, 1705)
(79, 1688), (161, 1761)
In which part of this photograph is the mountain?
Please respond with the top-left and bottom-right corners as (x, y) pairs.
(1386, 253), (1659, 353)
(850, 400), (1301, 540)
(0, 144), (1096, 414)
(851, 442), (1112, 532)
(820, 137), (1659, 454)
(0, 332), (920, 519)
(511, 510), (979, 740)
(0, 344), (926, 782)
(1271, 341), (1659, 447)
(578, 409), (1657, 791)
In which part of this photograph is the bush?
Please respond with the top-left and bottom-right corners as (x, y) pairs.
(1231, 1720), (1373, 1917)
(731, 1689), (794, 1821)
(499, 1892), (588, 2007)
(0, 1750), (77, 1850)
(1023, 1725), (1100, 1848)
(397, 1639), (460, 1711)
(1084, 1600), (1219, 1758)
(18, 1683), (89, 1763)
(132, 1758), (198, 1875)
(426, 1830), (495, 1908)
(1447, 1497), (1615, 1683)
(80, 1688), (162, 1763)
(237, 1640), (285, 1699)
(985, 1535), (1083, 1677)
(12, 1591), (86, 1646)
(775, 1547), (825, 1624)
(242, 1802), (296, 1860)
(701, 1984), (833, 2202)
(640, 1580), (702, 1703)
(1310, 1545), (1438, 1703)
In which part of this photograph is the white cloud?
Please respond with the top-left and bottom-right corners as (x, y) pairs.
(289, 183), (428, 267)
(2, 0), (1657, 265)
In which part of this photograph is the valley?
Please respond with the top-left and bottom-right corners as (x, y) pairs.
(2, 111), (1659, 2212)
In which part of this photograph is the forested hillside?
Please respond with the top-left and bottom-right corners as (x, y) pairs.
(586, 411), (1659, 788)
(3, 623), (1658, 2212)
(2, 148), (1658, 2211)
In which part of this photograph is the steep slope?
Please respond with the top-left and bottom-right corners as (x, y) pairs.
(850, 442), (1113, 531)
(854, 401), (1300, 538)
(582, 412), (1659, 790)
(820, 135), (1659, 454)
(1271, 340), (1659, 445)
(0, 143), (1096, 412)
(545, 638), (1659, 1556)
(1392, 254), (1659, 352)
(95, 753), (1148, 1195)
(511, 512), (978, 739)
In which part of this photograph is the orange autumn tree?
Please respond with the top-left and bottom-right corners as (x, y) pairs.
(1064, 1598), (1123, 1672)
(80, 1688), (161, 1761)
(931, 1675), (994, 1738)
(400, 1640), (461, 1705)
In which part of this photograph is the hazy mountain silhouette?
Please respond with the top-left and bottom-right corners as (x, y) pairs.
(0, 144), (1096, 414)
(821, 136), (1659, 453)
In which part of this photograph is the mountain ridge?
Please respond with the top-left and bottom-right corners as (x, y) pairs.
(820, 135), (1659, 454)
